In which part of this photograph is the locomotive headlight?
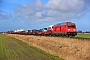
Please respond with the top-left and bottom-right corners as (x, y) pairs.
(73, 29), (76, 31)
(68, 29), (70, 31)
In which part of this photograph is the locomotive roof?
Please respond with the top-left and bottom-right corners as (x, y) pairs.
(55, 22), (73, 26)
(55, 22), (66, 26)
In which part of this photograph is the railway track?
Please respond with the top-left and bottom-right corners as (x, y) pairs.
(58, 36), (90, 41)
(71, 37), (90, 41)
(34, 35), (90, 41)
(24, 34), (90, 41)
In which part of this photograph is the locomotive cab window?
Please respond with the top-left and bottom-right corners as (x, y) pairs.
(68, 23), (75, 28)
(68, 25), (75, 28)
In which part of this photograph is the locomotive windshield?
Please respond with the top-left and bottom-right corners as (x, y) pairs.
(68, 23), (75, 28)
(68, 25), (75, 28)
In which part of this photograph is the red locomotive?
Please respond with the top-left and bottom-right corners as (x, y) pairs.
(7, 22), (77, 37)
(48, 22), (77, 37)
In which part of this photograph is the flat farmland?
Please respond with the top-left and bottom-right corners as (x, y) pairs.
(0, 34), (63, 60)
(76, 33), (90, 38)
(5, 34), (90, 60)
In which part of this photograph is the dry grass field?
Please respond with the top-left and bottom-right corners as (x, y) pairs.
(6, 34), (90, 60)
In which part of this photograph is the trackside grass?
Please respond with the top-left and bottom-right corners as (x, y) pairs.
(75, 33), (90, 38)
(0, 34), (63, 60)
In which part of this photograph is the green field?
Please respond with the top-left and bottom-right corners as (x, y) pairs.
(75, 33), (90, 38)
(0, 34), (63, 60)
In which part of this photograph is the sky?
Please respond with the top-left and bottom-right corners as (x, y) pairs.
(0, 0), (90, 32)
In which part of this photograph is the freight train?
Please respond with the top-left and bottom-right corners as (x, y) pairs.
(7, 22), (77, 37)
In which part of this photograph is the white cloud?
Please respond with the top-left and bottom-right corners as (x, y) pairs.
(46, 0), (85, 11)
(14, 0), (90, 24)
(0, 9), (13, 20)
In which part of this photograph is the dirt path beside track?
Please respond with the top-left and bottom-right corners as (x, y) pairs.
(0, 34), (58, 60)
(6, 34), (90, 60)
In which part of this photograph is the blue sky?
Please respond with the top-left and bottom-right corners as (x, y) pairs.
(0, 0), (90, 32)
